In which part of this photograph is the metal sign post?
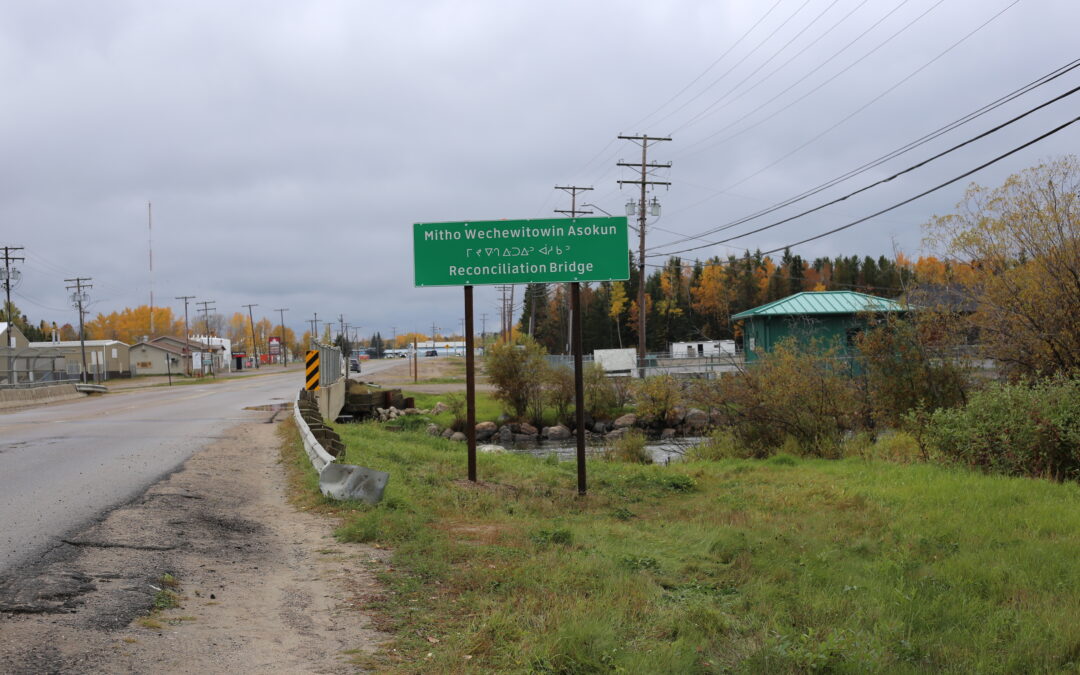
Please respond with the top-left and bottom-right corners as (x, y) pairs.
(571, 282), (586, 494)
(465, 286), (477, 482)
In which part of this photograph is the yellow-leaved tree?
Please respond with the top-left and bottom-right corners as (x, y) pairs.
(924, 156), (1080, 377)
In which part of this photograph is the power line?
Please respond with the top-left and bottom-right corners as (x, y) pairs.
(661, 0), (863, 135)
(626, 0), (787, 132)
(567, 1), (784, 188)
(672, 0), (924, 140)
(649, 80), (1080, 258)
(656, 57), (1080, 249)
(672, 0), (1019, 173)
(695, 113), (1080, 263)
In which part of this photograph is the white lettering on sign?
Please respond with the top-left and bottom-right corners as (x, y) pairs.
(424, 230), (461, 241)
(463, 225), (568, 240)
(446, 260), (596, 277)
(567, 224), (616, 237)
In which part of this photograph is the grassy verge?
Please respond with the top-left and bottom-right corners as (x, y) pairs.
(287, 420), (1080, 673)
(401, 390), (504, 430)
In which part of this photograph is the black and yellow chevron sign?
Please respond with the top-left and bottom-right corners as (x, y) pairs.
(305, 350), (320, 390)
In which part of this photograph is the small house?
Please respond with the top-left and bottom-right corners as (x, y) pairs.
(731, 291), (905, 363)
(130, 341), (189, 376)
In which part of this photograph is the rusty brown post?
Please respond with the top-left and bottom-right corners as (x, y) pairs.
(571, 281), (586, 495)
(465, 285), (477, 482)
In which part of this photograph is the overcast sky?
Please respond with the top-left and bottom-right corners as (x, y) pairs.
(3, 0), (1078, 341)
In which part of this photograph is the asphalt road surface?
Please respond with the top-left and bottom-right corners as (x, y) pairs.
(0, 371), (305, 575)
(0, 359), (405, 576)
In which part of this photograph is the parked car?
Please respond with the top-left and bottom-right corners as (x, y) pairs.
(424, 349), (438, 357)
(349, 359), (361, 372)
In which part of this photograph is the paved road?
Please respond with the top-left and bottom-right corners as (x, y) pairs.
(0, 359), (404, 575)
(0, 371), (303, 574)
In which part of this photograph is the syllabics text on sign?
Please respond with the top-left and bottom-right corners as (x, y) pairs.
(413, 217), (629, 287)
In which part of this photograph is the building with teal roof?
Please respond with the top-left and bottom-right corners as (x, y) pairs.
(731, 291), (905, 363)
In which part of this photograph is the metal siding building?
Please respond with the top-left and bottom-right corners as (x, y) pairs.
(731, 291), (905, 363)
(28, 340), (131, 379)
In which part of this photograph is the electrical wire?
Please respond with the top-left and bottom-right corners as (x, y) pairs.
(651, 0), (851, 134)
(668, 0), (877, 135)
(624, 0), (785, 132)
(672, 0), (1021, 206)
(654, 57), (1080, 250)
(714, 113), (1080, 260)
(648, 78), (1080, 258)
(672, 0), (930, 142)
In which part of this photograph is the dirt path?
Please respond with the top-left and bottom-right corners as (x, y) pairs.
(0, 417), (389, 674)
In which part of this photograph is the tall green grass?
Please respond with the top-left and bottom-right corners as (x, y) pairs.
(305, 421), (1080, 673)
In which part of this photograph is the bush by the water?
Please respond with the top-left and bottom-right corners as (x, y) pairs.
(604, 429), (652, 464)
(691, 339), (862, 457)
(483, 337), (547, 422)
(926, 374), (1080, 479)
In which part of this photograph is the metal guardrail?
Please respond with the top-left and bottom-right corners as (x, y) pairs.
(293, 388), (388, 503)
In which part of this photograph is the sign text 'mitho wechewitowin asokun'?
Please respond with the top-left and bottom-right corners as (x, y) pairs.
(413, 217), (630, 287)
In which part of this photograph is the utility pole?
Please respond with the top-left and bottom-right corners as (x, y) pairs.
(2, 246), (24, 384)
(494, 285), (516, 342)
(147, 202), (155, 335)
(309, 312), (319, 343)
(274, 308), (288, 365)
(197, 300), (216, 376)
(176, 295), (195, 375)
(65, 277), (92, 383)
(618, 134), (671, 377)
(1, 246), (25, 344)
(243, 303), (259, 369)
(430, 321), (439, 351)
(555, 185), (594, 354)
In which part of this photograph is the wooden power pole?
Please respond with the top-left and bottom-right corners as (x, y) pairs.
(618, 134), (671, 377)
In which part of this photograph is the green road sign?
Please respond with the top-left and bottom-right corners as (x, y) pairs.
(413, 217), (630, 287)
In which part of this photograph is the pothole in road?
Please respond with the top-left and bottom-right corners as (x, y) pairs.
(242, 403), (291, 412)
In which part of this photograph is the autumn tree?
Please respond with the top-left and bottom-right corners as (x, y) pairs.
(925, 156), (1080, 378)
(86, 305), (182, 343)
(608, 281), (629, 348)
(690, 258), (734, 338)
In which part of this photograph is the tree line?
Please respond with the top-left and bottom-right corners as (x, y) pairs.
(516, 250), (975, 355)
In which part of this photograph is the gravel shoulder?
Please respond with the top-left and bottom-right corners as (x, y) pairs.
(0, 415), (389, 674)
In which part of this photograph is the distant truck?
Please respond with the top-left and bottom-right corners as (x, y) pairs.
(670, 340), (736, 359)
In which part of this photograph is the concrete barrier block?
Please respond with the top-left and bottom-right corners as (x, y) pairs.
(318, 463), (389, 504)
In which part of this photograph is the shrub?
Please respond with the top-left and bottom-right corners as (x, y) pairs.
(544, 364), (575, 426)
(693, 339), (863, 457)
(924, 374), (1080, 480)
(854, 311), (970, 427)
(583, 363), (618, 420)
(484, 338), (547, 420)
(604, 429), (652, 464)
(686, 429), (754, 461)
(444, 392), (467, 431)
(632, 374), (682, 426)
